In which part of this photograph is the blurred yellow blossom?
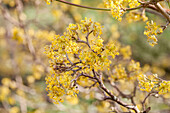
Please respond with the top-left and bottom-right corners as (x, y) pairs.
(27, 75), (35, 84)
(9, 106), (20, 113)
(66, 95), (79, 105)
(8, 97), (16, 105)
(120, 45), (132, 59)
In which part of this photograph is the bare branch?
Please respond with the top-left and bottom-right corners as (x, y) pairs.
(55, 0), (110, 11)
(141, 92), (157, 112)
(0, 4), (19, 26)
(91, 70), (140, 113)
(154, 3), (170, 22)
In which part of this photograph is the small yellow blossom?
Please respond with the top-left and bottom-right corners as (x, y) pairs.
(110, 64), (127, 80)
(144, 20), (163, 46)
(120, 45), (132, 59)
(27, 75), (35, 84)
(12, 27), (24, 44)
(1, 78), (11, 87)
(8, 97), (16, 105)
(128, 60), (140, 72)
(104, 0), (125, 21)
(158, 81), (170, 94)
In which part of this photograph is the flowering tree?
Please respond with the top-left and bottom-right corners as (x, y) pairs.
(0, 0), (169, 113)
(44, 0), (170, 113)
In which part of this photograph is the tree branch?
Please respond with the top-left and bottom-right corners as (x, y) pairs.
(154, 3), (170, 22)
(91, 70), (140, 113)
(56, 0), (110, 11)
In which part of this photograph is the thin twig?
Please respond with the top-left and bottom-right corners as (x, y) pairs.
(66, 52), (73, 65)
(56, 0), (110, 11)
(141, 92), (155, 111)
(0, 4), (19, 26)
(92, 70), (140, 113)
(154, 3), (170, 22)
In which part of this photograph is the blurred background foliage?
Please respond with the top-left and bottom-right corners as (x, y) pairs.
(0, 0), (170, 113)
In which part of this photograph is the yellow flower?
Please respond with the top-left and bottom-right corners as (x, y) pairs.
(144, 20), (163, 46)
(27, 75), (35, 84)
(120, 45), (131, 59)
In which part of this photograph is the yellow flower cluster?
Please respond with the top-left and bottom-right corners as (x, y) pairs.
(77, 76), (96, 87)
(45, 18), (120, 103)
(0, 78), (17, 106)
(45, 34), (79, 66)
(128, 60), (140, 72)
(114, 64), (127, 80)
(128, 60), (141, 79)
(91, 36), (104, 53)
(157, 81), (170, 94)
(45, 70), (79, 104)
(104, 0), (140, 21)
(144, 21), (163, 46)
(138, 74), (170, 94)
(104, 0), (125, 21)
(109, 59), (141, 81)
(105, 41), (120, 59)
(12, 27), (55, 46)
(33, 30), (55, 42)
(138, 74), (155, 92)
(45, 17), (119, 70)
(79, 50), (112, 71)
(27, 65), (44, 84)
(120, 45), (132, 59)
(128, 0), (140, 8)
(12, 27), (24, 44)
